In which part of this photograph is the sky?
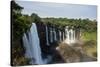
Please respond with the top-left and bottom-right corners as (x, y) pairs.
(16, 1), (97, 20)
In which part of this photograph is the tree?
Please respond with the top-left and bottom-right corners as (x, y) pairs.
(31, 13), (41, 23)
(11, 1), (31, 66)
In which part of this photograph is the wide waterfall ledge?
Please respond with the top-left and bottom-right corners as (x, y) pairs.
(22, 23), (81, 65)
(64, 26), (81, 45)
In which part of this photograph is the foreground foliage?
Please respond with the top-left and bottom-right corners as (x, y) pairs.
(11, 1), (31, 65)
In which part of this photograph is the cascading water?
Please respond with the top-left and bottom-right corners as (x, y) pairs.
(73, 30), (76, 41)
(50, 27), (53, 43)
(59, 30), (62, 41)
(46, 26), (49, 46)
(70, 29), (74, 42)
(23, 33), (33, 59)
(23, 22), (80, 64)
(23, 23), (43, 64)
(65, 26), (70, 44)
(65, 26), (76, 44)
(23, 23), (52, 65)
(63, 32), (65, 40)
(53, 28), (57, 41)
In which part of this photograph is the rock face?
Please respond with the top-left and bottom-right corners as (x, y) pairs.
(56, 43), (81, 63)
(36, 22), (50, 56)
(56, 42), (97, 63)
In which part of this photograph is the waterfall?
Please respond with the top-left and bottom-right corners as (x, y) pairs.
(65, 26), (76, 44)
(23, 23), (52, 65)
(59, 30), (62, 41)
(46, 26), (49, 46)
(53, 28), (57, 41)
(73, 30), (76, 41)
(50, 27), (53, 43)
(65, 26), (70, 44)
(23, 23), (43, 64)
(63, 32), (65, 40)
(22, 23), (80, 64)
(70, 29), (73, 43)
(23, 33), (33, 59)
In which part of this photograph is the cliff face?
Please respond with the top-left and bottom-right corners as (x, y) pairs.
(56, 42), (97, 63)
(36, 22), (51, 57)
(36, 22), (65, 59)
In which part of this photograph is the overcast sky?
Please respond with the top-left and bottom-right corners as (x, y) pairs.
(16, 1), (97, 20)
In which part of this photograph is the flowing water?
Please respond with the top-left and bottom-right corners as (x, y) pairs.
(46, 26), (49, 46)
(53, 28), (57, 41)
(23, 23), (43, 64)
(65, 26), (76, 44)
(59, 30), (62, 41)
(23, 23), (80, 65)
(50, 27), (53, 43)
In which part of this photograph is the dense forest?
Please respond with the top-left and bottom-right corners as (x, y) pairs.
(11, 1), (97, 66)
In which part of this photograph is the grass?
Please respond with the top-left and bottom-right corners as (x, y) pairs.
(81, 32), (97, 41)
(81, 31), (97, 58)
(82, 40), (97, 58)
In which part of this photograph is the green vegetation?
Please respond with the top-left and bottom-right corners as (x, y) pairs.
(81, 31), (97, 58)
(82, 40), (97, 58)
(12, 1), (32, 40)
(31, 13), (41, 23)
(41, 18), (97, 31)
(11, 0), (42, 66)
(81, 32), (97, 41)
(11, 1), (97, 65)
(11, 1), (31, 66)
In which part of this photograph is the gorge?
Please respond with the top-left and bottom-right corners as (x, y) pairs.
(22, 22), (81, 65)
